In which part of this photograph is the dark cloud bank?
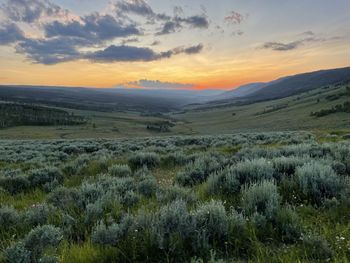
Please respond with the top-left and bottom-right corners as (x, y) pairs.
(0, 0), (207, 64)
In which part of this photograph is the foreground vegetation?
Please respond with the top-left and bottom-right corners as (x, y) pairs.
(0, 131), (349, 262)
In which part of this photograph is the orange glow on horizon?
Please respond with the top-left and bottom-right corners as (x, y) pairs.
(1, 44), (350, 91)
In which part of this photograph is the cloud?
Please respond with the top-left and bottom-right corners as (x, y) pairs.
(1, 0), (67, 23)
(262, 41), (302, 51)
(86, 45), (160, 62)
(85, 43), (204, 63)
(156, 21), (182, 35)
(231, 30), (244, 37)
(177, 44), (204, 54)
(224, 11), (246, 25)
(260, 33), (341, 51)
(16, 37), (83, 64)
(114, 0), (155, 17)
(0, 0), (208, 65)
(121, 37), (139, 45)
(177, 15), (209, 28)
(0, 23), (25, 45)
(150, 40), (160, 46)
(173, 6), (184, 16)
(156, 15), (209, 35)
(114, 1), (209, 35)
(44, 14), (140, 43)
(125, 79), (194, 89)
(301, 31), (315, 36)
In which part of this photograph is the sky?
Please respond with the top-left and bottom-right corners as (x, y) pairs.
(0, 0), (349, 90)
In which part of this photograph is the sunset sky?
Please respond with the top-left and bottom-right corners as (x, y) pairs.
(0, 0), (349, 90)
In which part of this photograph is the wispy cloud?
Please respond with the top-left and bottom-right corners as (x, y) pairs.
(114, 0), (155, 18)
(1, 0), (68, 23)
(262, 41), (302, 51)
(121, 37), (139, 45)
(260, 33), (344, 51)
(224, 11), (247, 25)
(122, 79), (194, 90)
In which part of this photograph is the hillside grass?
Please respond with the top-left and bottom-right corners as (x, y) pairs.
(0, 84), (349, 140)
(174, 84), (350, 134)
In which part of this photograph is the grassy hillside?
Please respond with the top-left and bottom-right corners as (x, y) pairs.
(0, 82), (349, 140)
(0, 109), (194, 140)
(209, 67), (350, 105)
(0, 85), (191, 113)
(174, 83), (350, 134)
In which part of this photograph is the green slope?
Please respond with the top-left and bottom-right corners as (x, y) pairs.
(0, 84), (349, 139)
(173, 83), (350, 134)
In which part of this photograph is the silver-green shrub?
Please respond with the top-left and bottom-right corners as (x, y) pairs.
(108, 164), (132, 178)
(241, 180), (280, 220)
(296, 162), (342, 205)
(175, 155), (221, 186)
(206, 167), (240, 196)
(137, 176), (158, 197)
(22, 225), (62, 262)
(0, 173), (30, 195)
(156, 185), (197, 204)
(273, 156), (305, 176)
(47, 187), (82, 211)
(4, 242), (31, 263)
(128, 152), (160, 169)
(274, 206), (302, 243)
(234, 159), (274, 185)
(155, 199), (193, 250)
(23, 204), (50, 227)
(92, 214), (133, 246)
(161, 152), (189, 166)
(28, 167), (64, 188)
(118, 190), (140, 208)
(0, 205), (19, 232)
(192, 200), (228, 251)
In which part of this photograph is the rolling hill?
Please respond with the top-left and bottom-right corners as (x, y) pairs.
(206, 66), (350, 106)
(173, 81), (350, 134)
(0, 85), (222, 113)
(0, 66), (349, 139)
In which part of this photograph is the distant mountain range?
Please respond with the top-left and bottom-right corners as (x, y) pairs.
(210, 66), (350, 105)
(214, 82), (268, 100)
(0, 85), (222, 112)
(0, 66), (349, 112)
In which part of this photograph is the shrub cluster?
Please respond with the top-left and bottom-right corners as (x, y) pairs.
(0, 132), (348, 262)
(128, 152), (160, 169)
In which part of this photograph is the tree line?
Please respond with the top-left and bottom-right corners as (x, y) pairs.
(0, 102), (86, 128)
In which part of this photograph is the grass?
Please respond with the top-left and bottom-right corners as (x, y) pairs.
(174, 84), (350, 134)
(59, 241), (119, 263)
(0, 188), (46, 210)
(0, 85), (349, 140)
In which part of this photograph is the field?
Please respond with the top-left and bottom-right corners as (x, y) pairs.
(0, 84), (349, 140)
(1, 131), (349, 262)
(174, 84), (350, 134)
(0, 110), (192, 140)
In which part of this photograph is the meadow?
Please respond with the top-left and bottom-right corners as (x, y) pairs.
(0, 131), (349, 262)
(1, 83), (349, 140)
(174, 84), (350, 134)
